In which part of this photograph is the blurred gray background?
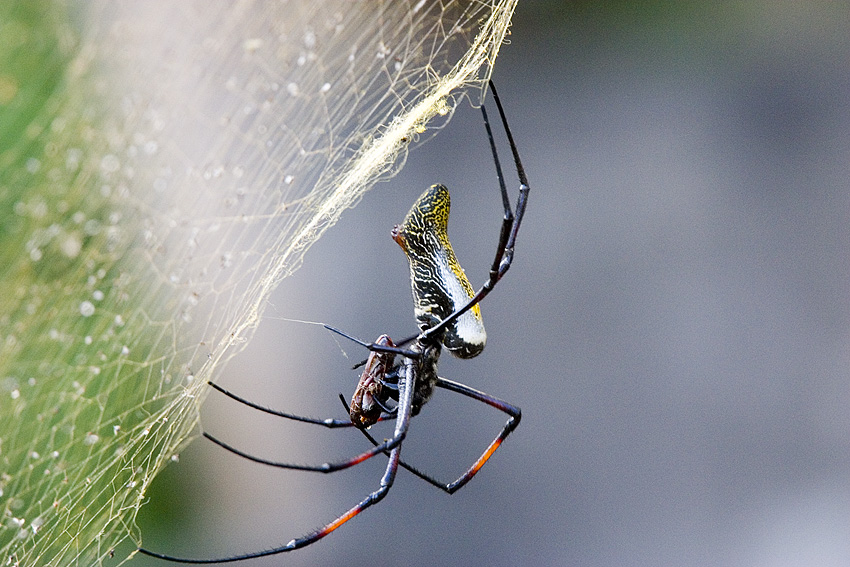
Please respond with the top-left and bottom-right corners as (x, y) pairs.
(136, 2), (850, 566)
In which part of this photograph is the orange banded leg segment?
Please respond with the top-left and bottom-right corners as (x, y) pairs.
(353, 376), (520, 495)
(137, 361), (416, 565)
(286, 447), (400, 549)
(435, 377), (521, 493)
(202, 428), (405, 473)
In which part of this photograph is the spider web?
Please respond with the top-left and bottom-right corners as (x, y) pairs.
(0, 1), (517, 565)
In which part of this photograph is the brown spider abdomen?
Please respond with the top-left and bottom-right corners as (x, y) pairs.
(349, 334), (395, 428)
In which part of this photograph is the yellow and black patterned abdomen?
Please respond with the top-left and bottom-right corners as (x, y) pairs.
(392, 184), (486, 359)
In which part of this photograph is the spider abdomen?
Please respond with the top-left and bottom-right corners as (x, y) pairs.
(392, 184), (487, 359)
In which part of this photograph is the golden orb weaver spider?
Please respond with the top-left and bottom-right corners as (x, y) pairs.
(138, 80), (529, 564)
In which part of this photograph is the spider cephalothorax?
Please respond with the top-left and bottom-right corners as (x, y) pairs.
(349, 336), (442, 429)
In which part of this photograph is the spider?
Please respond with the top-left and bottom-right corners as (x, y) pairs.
(137, 80), (529, 564)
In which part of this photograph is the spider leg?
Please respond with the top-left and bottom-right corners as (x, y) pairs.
(337, 393), (446, 488)
(350, 376), (520, 494)
(337, 391), (397, 416)
(368, 392), (396, 413)
(202, 426), (403, 473)
(415, 80), (530, 348)
(137, 357), (416, 564)
(208, 380), (398, 427)
(204, 339), (408, 472)
(479, 95), (512, 273)
(353, 420), (449, 489)
(207, 381), (354, 428)
(324, 324), (420, 358)
(432, 377), (521, 493)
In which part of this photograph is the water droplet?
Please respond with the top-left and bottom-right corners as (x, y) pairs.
(31, 517), (44, 534)
(303, 30), (316, 49)
(83, 219), (101, 236)
(79, 301), (95, 317)
(100, 154), (120, 173)
(243, 38), (263, 52)
(377, 41), (390, 59)
(65, 148), (83, 170)
(60, 234), (82, 258)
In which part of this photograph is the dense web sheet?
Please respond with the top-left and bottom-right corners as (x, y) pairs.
(0, 1), (516, 565)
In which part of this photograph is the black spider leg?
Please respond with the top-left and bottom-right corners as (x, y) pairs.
(350, 377), (520, 493)
(336, 395), (453, 489)
(398, 80), (530, 350)
(363, 391), (397, 413)
(137, 357), (416, 564)
(201, 339), (408, 472)
(207, 381), (353, 428)
(337, 394), (398, 423)
(324, 324), (420, 358)
(205, 380), (397, 427)
(202, 409), (403, 474)
(200, 327), (410, 468)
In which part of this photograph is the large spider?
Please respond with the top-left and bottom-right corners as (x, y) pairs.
(138, 80), (529, 563)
